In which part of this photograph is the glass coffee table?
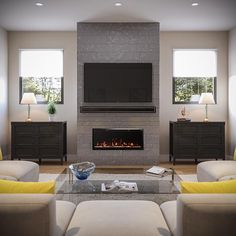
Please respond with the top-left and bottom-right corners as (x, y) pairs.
(56, 167), (181, 195)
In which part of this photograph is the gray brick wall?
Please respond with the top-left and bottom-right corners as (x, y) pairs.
(77, 23), (160, 165)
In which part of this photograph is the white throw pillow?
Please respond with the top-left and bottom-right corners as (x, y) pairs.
(219, 175), (236, 181)
(0, 175), (17, 181)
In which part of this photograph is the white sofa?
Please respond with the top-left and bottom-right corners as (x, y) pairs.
(1, 194), (236, 236)
(197, 160), (236, 182)
(1, 160), (236, 236)
(0, 160), (39, 181)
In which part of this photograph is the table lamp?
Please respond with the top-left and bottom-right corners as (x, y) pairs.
(199, 92), (215, 122)
(21, 93), (37, 121)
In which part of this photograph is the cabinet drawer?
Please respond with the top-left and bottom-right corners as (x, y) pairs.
(175, 125), (198, 134)
(175, 135), (198, 145)
(198, 146), (224, 158)
(174, 146), (198, 156)
(39, 135), (59, 145)
(14, 147), (38, 158)
(14, 125), (37, 134)
(199, 134), (223, 145)
(39, 125), (60, 134)
(199, 125), (222, 134)
(15, 135), (38, 145)
(39, 147), (61, 158)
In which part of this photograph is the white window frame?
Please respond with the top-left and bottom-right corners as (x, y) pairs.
(19, 49), (64, 104)
(172, 49), (217, 104)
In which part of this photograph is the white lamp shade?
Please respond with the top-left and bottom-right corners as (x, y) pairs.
(21, 93), (37, 104)
(199, 93), (215, 104)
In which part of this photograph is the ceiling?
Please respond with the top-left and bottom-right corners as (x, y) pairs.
(0, 0), (236, 31)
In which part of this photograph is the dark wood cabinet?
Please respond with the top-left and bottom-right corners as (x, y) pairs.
(169, 121), (225, 165)
(11, 122), (67, 164)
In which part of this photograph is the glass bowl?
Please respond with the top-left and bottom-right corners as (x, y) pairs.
(69, 162), (95, 180)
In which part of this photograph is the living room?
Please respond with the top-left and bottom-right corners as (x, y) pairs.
(0, 0), (236, 236)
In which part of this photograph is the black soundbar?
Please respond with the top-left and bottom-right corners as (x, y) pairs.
(80, 106), (156, 113)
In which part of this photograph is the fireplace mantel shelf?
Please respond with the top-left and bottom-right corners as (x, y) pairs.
(80, 106), (156, 113)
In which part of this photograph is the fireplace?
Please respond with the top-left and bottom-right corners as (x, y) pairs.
(92, 128), (144, 150)
(77, 23), (159, 165)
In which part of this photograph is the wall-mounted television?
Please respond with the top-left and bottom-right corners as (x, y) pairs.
(84, 63), (152, 103)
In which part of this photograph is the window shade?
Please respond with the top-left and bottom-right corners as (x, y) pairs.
(20, 50), (63, 77)
(173, 50), (217, 77)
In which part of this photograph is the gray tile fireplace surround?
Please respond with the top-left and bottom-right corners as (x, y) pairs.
(77, 23), (160, 165)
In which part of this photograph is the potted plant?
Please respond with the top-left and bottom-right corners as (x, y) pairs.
(47, 101), (56, 121)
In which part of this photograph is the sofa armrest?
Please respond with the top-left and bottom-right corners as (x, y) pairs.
(0, 161), (39, 182)
(0, 194), (56, 236)
(176, 194), (236, 236)
(197, 161), (236, 182)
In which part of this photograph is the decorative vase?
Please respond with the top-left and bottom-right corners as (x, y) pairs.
(69, 162), (96, 180)
(48, 114), (55, 122)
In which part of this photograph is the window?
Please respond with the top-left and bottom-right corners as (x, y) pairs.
(19, 49), (64, 104)
(173, 49), (217, 104)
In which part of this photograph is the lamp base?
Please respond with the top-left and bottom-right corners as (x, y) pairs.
(203, 118), (209, 122)
(26, 118), (32, 122)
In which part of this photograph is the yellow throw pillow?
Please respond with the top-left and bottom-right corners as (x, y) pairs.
(234, 147), (236, 161)
(0, 147), (3, 161)
(0, 180), (55, 194)
(181, 180), (236, 194)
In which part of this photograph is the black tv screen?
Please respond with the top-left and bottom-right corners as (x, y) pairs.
(84, 63), (152, 103)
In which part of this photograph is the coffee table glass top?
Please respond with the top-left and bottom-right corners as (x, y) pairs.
(56, 168), (181, 195)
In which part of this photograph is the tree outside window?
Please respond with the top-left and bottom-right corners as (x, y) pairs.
(173, 49), (217, 104)
(19, 50), (64, 104)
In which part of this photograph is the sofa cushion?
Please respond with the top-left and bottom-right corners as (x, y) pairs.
(160, 201), (177, 235)
(66, 200), (171, 236)
(0, 160), (39, 181)
(180, 180), (236, 193)
(54, 200), (76, 236)
(0, 179), (55, 194)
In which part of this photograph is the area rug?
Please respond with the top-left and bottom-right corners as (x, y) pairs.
(179, 174), (198, 182)
(39, 173), (59, 182)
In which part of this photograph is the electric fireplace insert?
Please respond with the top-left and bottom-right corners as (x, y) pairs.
(92, 128), (144, 150)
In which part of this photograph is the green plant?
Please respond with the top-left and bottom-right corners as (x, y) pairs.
(47, 102), (56, 115)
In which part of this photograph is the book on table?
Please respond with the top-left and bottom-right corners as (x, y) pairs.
(101, 180), (138, 193)
(146, 166), (171, 177)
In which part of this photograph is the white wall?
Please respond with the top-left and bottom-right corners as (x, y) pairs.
(8, 32), (77, 157)
(228, 27), (236, 156)
(0, 26), (8, 158)
(160, 31), (228, 160)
